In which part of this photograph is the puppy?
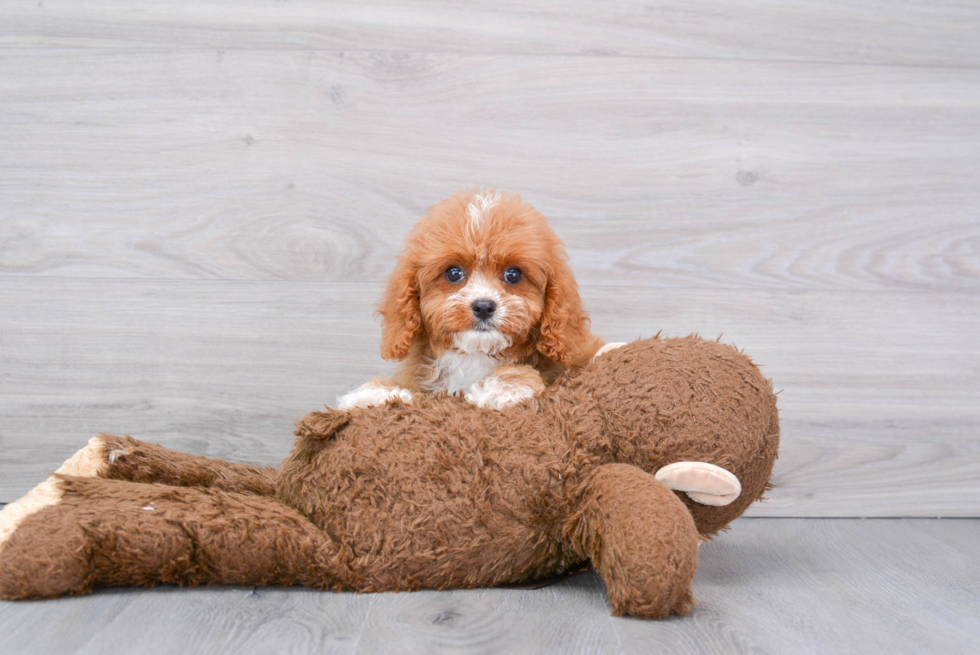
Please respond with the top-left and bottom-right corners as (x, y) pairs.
(337, 189), (604, 411)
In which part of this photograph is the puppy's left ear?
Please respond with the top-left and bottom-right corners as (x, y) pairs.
(536, 258), (599, 367)
(377, 256), (422, 361)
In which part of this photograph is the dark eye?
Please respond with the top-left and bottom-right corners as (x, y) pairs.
(445, 266), (465, 283)
(503, 267), (523, 285)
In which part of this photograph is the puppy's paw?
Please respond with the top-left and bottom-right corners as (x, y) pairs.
(336, 383), (413, 410)
(465, 377), (537, 410)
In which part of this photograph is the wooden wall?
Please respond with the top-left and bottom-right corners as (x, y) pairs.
(1, 1), (977, 516)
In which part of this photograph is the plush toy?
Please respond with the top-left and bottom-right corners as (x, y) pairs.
(0, 335), (778, 618)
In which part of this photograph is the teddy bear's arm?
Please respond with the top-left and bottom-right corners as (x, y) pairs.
(51, 434), (278, 495)
(0, 474), (340, 600)
(567, 463), (700, 619)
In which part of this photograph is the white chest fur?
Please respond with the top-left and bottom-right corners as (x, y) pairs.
(420, 350), (501, 395)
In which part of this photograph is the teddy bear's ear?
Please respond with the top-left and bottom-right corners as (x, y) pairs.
(294, 410), (350, 441)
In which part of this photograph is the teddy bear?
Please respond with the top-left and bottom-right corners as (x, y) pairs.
(0, 334), (779, 619)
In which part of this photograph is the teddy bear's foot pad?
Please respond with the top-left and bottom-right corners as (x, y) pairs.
(55, 435), (113, 478)
(655, 462), (741, 506)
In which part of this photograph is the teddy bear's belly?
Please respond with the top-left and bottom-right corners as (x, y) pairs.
(277, 426), (582, 591)
(330, 489), (575, 591)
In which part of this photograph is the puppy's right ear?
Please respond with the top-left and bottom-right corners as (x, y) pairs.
(377, 256), (421, 361)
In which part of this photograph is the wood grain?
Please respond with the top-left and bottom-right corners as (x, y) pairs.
(1, 50), (978, 291)
(2, 280), (976, 516)
(1, 1), (978, 67)
(1, 2), (977, 651)
(613, 518), (980, 655)
(1, 3), (978, 521)
(0, 519), (975, 654)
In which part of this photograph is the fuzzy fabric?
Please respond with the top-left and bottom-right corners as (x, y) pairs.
(0, 335), (779, 619)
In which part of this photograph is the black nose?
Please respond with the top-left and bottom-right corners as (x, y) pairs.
(471, 299), (496, 321)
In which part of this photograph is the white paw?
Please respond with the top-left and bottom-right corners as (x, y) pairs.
(655, 461), (742, 506)
(336, 383), (413, 410)
(593, 342), (627, 361)
(464, 378), (536, 410)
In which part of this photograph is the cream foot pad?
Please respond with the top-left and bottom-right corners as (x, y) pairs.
(655, 462), (742, 506)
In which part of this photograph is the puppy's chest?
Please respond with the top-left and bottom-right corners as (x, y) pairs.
(421, 351), (503, 394)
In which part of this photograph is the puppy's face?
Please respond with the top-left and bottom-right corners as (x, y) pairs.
(414, 192), (551, 359)
(380, 190), (590, 366)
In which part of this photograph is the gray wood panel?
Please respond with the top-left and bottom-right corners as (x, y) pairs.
(0, 518), (976, 654)
(2, 280), (977, 516)
(1, 49), (978, 292)
(2, 1), (979, 67)
(1, 2), (978, 518)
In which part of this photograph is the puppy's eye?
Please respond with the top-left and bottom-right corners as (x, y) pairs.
(445, 266), (465, 283)
(503, 267), (523, 285)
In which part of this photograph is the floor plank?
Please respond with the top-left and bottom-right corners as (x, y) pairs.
(613, 518), (980, 655)
(1, 280), (977, 516)
(1, 1), (978, 67)
(0, 519), (975, 654)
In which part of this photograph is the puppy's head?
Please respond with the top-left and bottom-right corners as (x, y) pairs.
(378, 189), (593, 365)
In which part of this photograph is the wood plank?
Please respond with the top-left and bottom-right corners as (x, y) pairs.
(2, 280), (976, 516)
(613, 518), (980, 654)
(0, 519), (976, 654)
(1, 51), (978, 292)
(1, 1), (978, 67)
(0, 570), (622, 654)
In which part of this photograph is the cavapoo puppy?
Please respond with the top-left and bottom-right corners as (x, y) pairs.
(337, 189), (605, 411)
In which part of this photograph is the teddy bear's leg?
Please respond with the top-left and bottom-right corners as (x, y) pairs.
(0, 474), (341, 600)
(567, 463), (700, 619)
(53, 434), (277, 495)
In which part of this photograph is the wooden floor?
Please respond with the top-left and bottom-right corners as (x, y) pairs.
(1, 1), (978, 652)
(0, 518), (976, 655)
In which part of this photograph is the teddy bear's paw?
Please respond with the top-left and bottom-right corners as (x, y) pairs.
(593, 342), (627, 361)
(336, 383), (413, 409)
(55, 435), (112, 478)
(655, 462), (742, 506)
(0, 476), (64, 551)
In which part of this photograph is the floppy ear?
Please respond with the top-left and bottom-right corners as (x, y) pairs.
(377, 256), (421, 361)
(536, 259), (596, 366)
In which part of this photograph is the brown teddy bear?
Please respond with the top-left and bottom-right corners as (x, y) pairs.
(0, 335), (778, 619)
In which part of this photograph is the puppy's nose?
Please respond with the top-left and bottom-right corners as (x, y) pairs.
(471, 299), (496, 321)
